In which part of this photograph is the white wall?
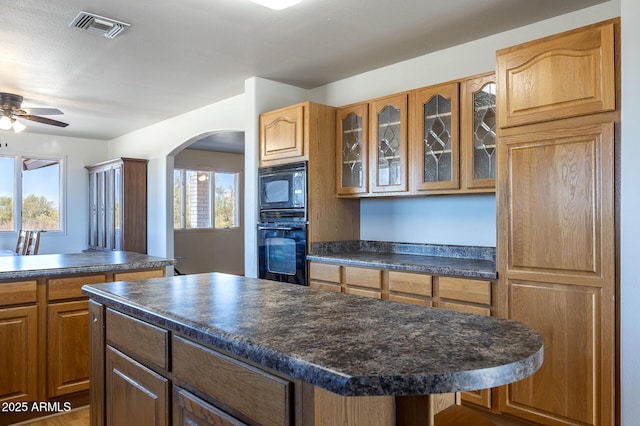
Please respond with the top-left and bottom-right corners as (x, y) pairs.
(620, 0), (640, 423)
(309, 1), (620, 247)
(173, 148), (244, 275)
(242, 77), (308, 277)
(0, 132), (107, 254)
(107, 94), (246, 258)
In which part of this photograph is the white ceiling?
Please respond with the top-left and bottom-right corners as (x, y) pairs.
(1, 0), (608, 145)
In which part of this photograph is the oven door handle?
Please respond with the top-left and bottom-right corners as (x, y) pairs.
(258, 225), (302, 231)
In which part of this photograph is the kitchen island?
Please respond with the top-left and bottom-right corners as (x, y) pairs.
(83, 272), (543, 425)
(0, 251), (175, 426)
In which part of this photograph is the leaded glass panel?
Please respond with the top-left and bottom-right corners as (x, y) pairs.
(341, 112), (363, 188)
(422, 95), (452, 183)
(377, 105), (402, 186)
(473, 83), (497, 179)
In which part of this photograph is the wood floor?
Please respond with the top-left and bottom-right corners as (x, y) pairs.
(11, 407), (89, 426)
(7, 404), (533, 425)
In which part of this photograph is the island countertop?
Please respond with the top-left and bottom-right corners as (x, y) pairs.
(82, 272), (543, 397)
(0, 250), (175, 280)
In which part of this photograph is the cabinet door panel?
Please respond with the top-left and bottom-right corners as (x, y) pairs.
(461, 73), (497, 189)
(411, 83), (460, 192)
(48, 300), (90, 397)
(497, 21), (615, 127)
(174, 386), (247, 426)
(337, 104), (369, 195)
(0, 305), (37, 403)
(106, 346), (169, 426)
(503, 281), (600, 425)
(370, 94), (408, 193)
(504, 122), (614, 277)
(260, 104), (305, 164)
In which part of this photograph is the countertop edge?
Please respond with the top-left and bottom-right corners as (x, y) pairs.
(82, 279), (541, 396)
(306, 254), (498, 280)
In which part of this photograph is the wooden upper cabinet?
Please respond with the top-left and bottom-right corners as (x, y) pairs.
(260, 103), (305, 166)
(461, 72), (497, 189)
(336, 103), (369, 195)
(410, 82), (460, 192)
(370, 93), (408, 193)
(497, 20), (615, 128)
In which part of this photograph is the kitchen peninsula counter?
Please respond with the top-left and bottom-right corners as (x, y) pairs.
(0, 251), (175, 426)
(0, 250), (174, 280)
(307, 240), (497, 280)
(83, 272), (542, 425)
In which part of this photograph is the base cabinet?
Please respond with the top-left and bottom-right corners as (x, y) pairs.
(174, 386), (247, 426)
(47, 300), (90, 397)
(106, 346), (169, 426)
(0, 267), (166, 425)
(0, 305), (38, 404)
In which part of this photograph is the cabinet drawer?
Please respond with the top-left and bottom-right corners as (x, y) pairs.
(437, 277), (491, 305)
(173, 335), (292, 426)
(309, 262), (340, 283)
(310, 280), (341, 293)
(343, 267), (381, 289)
(106, 309), (169, 371)
(435, 301), (491, 317)
(0, 280), (37, 306)
(113, 268), (165, 282)
(174, 386), (247, 426)
(48, 274), (106, 301)
(388, 271), (432, 296)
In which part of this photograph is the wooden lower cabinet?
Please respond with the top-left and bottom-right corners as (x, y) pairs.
(106, 346), (169, 426)
(47, 300), (90, 397)
(0, 267), (166, 425)
(344, 266), (382, 299)
(0, 304), (38, 403)
(174, 386), (247, 426)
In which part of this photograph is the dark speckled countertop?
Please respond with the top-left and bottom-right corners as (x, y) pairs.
(0, 251), (175, 280)
(82, 272), (542, 397)
(307, 241), (497, 280)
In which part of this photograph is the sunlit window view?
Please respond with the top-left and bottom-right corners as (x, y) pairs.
(0, 156), (14, 231)
(0, 156), (61, 232)
(174, 168), (240, 230)
(22, 158), (61, 231)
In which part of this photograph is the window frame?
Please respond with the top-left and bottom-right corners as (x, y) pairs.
(173, 167), (241, 232)
(0, 153), (66, 236)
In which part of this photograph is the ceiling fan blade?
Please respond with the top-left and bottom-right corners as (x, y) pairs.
(21, 115), (69, 127)
(19, 107), (64, 115)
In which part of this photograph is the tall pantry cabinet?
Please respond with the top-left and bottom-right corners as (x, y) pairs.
(496, 19), (618, 426)
(86, 158), (148, 253)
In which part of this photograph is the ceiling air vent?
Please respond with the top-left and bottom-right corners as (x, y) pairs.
(69, 11), (130, 39)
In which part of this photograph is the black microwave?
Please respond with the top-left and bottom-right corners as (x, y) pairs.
(258, 161), (307, 221)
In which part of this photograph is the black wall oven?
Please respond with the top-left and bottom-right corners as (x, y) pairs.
(257, 222), (307, 285)
(257, 161), (308, 285)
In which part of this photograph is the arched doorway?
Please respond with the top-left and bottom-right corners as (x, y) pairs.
(169, 130), (245, 275)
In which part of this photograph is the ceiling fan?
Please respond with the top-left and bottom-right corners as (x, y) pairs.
(0, 92), (69, 133)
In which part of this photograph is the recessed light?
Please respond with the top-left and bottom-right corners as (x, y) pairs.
(250, 0), (301, 10)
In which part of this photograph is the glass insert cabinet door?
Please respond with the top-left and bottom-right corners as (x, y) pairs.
(411, 82), (460, 192)
(370, 93), (408, 193)
(462, 72), (497, 189)
(336, 103), (369, 195)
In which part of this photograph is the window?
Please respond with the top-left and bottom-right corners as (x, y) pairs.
(0, 155), (63, 233)
(174, 168), (240, 230)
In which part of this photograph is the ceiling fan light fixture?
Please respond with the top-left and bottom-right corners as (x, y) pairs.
(249, 0), (301, 10)
(0, 115), (12, 130)
(12, 119), (26, 133)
